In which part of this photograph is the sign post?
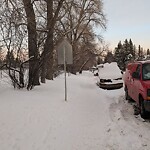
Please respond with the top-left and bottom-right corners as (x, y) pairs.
(56, 38), (73, 101)
(63, 46), (67, 101)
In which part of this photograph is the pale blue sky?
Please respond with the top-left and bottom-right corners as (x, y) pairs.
(101, 0), (150, 50)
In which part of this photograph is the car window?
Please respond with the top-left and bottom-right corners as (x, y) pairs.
(131, 64), (141, 80)
(142, 63), (150, 80)
(136, 65), (140, 74)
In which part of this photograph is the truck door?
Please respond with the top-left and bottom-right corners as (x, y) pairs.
(131, 64), (141, 102)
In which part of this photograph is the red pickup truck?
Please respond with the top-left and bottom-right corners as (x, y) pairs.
(124, 61), (150, 118)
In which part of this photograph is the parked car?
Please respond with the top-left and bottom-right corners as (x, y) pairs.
(124, 60), (150, 118)
(97, 62), (123, 90)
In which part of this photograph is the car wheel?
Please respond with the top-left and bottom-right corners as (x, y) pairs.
(140, 98), (148, 119)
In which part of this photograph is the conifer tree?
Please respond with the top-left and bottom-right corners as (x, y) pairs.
(114, 41), (125, 70)
(123, 39), (130, 61)
(104, 51), (114, 63)
(147, 49), (150, 55)
(145, 49), (150, 60)
(129, 39), (135, 59)
(138, 45), (144, 60)
(114, 39), (136, 70)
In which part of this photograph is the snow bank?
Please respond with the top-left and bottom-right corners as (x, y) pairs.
(0, 71), (150, 150)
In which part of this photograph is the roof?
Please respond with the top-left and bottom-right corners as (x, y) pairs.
(137, 60), (150, 64)
(128, 60), (150, 65)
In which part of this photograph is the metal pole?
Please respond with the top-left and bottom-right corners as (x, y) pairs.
(64, 46), (67, 101)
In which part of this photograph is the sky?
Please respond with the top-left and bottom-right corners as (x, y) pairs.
(100, 0), (150, 50)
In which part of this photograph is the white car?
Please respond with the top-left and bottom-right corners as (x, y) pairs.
(97, 62), (123, 90)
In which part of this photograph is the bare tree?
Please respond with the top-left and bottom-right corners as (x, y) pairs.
(39, 0), (63, 83)
(22, 0), (40, 90)
(0, 0), (106, 89)
(55, 0), (106, 73)
(0, 0), (29, 88)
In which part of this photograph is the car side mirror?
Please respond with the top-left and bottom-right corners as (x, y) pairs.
(132, 72), (140, 79)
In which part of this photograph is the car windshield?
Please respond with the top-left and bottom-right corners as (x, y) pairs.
(142, 63), (150, 80)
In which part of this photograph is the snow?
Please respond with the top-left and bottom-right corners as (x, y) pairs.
(0, 69), (150, 150)
(97, 62), (123, 85)
(98, 62), (122, 79)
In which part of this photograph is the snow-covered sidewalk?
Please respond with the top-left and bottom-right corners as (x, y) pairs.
(0, 71), (150, 150)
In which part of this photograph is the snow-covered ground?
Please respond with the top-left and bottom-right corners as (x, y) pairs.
(0, 70), (150, 150)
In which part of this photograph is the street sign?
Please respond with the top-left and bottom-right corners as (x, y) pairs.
(56, 38), (73, 101)
(56, 38), (73, 64)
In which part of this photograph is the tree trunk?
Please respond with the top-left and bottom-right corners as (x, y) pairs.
(46, 55), (53, 80)
(70, 43), (77, 74)
(41, 0), (65, 82)
(41, 0), (53, 83)
(23, 0), (40, 89)
(41, 28), (54, 82)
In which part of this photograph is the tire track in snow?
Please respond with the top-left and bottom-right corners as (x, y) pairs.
(106, 95), (150, 150)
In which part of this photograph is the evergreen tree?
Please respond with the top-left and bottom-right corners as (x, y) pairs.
(104, 51), (114, 63)
(114, 41), (125, 70)
(133, 44), (137, 59)
(123, 39), (130, 61)
(138, 45), (144, 60)
(129, 39), (135, 59)
(115, 38), (150, 67)
(146, 49), (150, 60)
(138, 45), (141, 58)
(114, 39), (135, 70)
(123, 39), (135, 64)
(147, 49), (150, 55)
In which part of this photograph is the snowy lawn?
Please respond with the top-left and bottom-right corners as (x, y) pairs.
(0, 71), (150, 150)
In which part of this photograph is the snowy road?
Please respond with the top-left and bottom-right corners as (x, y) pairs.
(0, 71), (150, 150)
